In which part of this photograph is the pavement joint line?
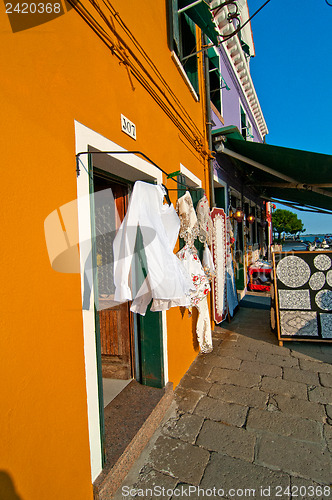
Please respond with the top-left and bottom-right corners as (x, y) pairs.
(193, 416), (206, 446)
(267, 393), (280, 412)
(257, 376), (263, 391)
(241, 406), (250, 429)
(197, 451), (213, 488)
(253, 431), (261, 463)
(307, 384), (317, 403)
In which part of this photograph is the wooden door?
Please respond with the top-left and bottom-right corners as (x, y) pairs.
(93, 174), (134, 379)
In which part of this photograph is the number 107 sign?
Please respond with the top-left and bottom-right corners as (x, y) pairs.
(121, 114), (136, 140)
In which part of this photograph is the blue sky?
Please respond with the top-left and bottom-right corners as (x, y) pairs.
(248, 0), (332, 234)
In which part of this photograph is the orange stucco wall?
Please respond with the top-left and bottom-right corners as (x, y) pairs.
(0, 1), (210, 498)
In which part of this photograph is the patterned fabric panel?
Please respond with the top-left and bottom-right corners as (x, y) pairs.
(278, 290), (311, 310)
(319, 314), (332, 338)
(276, 255), (311, 288)
(280, 311), (318, 337)
(309, 272), (325, 290)
(313, 254), (332, 271)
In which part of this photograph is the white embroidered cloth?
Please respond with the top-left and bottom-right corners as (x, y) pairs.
(113, 181), (193, 315)
(196, 194), (213, 246)
(177, 244), (213, 353)
(176, 191), (199, 247)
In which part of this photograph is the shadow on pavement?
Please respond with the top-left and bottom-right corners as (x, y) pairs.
(234, 293), (332, 364)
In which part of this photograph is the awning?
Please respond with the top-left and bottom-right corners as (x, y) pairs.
(212, 127), (332, 213)
(178, 0), (220, 46)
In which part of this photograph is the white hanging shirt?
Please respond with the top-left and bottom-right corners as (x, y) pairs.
(113, 181), (193, 315)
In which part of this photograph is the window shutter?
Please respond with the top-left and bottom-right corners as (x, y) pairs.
(172, 0), (181, 54)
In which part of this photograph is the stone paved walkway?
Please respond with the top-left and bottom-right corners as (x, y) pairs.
(114, 298), (332, 500)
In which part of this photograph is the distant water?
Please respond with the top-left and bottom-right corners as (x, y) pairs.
(282, 234), (330, 251)
(282, 241), (307, 251)
(303, 234), (328, 243)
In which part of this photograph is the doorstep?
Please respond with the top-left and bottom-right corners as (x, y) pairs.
(93, 380), (174, 500)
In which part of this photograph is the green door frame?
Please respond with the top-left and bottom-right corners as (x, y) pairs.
(88, 155), (165, 421)
(88, 154), (106, 466)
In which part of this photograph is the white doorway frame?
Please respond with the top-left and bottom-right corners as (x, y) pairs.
(75, 121), (167, 481)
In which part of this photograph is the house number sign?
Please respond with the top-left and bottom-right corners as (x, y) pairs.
(121, 114), (136, 140)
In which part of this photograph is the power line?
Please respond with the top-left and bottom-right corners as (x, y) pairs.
(212, 0), (272, 44)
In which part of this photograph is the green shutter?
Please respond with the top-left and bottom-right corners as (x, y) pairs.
(88, 154), (106, 467)
(215, 187), (226, 210)
(207, 47), (223, 113)
(178, 0), (220, 46)
(177, 174), (187, 250)
(172, 0), (181, 54)
(190, 187), (205, 260)
(134, 224), (164, 388)
(181, 14), (199, 95)
(139, 303), (164, 388)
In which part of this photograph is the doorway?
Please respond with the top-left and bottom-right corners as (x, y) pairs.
(93, 172), (136, 386)
(75, 123), (168, 481)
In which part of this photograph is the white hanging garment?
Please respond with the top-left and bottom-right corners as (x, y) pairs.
(113, 181), (193, 315)
(196, 297), (213, 353)
(203, 243), (216, 281)
(196, 194), (215, 281)
(176, 190), (213, 352)
(177, 244), (213, 353)
(177, 244), (210, 305)
(196, 194), (213, 246)
(176, 191), (199, 247)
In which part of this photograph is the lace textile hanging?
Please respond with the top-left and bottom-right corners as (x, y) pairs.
(176, 191), (213, 353)
(176, 191), (199, 247)
(196, 194), (213, 246)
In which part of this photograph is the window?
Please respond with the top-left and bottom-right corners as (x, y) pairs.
(208, 47), (222, 116)
(168, 1), (221, 97)
(246, 119), (253, 141)
(240, 105), (247, 139)
(168, 0), (199, 95)
(240, 105), (253, 141)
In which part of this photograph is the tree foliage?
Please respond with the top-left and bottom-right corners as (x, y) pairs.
(272, 209), (306, 239)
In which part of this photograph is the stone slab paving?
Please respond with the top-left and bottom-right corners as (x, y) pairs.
(194, 396), (248, 427)
(114, 301), (332, 500)
(240, 359), (282, 378)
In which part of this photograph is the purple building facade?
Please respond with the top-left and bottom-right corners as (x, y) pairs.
(208, 0), (269, 294)
(212, 46), (263, 143)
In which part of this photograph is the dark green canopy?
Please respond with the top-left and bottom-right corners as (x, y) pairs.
(178, 0), (220, 46)
(213, 127), (332, 213)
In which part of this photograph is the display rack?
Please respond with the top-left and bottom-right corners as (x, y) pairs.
(272, 251), (332, 346)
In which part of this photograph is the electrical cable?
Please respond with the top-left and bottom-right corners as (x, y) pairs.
(67, 0), (207, 155)
(212, 0), (272, 44)
(76, 150), (203, 189)
(101, 0), (205, 140)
